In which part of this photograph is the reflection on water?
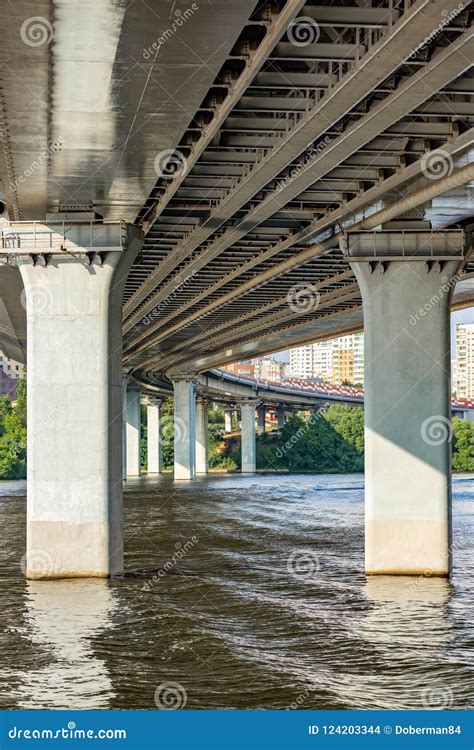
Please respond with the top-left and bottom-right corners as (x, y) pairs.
(15, 581), (118, 709)
(0, 473), (472, 709)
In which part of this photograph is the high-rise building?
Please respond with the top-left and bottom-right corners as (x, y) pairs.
(289, 346), (313, 379)
(312, 340), (333, 381)
(254, 356), (284, 381)
(456, 323), (474, 398)
(0, 351), (25, 399)
(451, 359), (457, 395)
(336, 333), (364, 386)
(0, 352), (25, 380)
(289, 333), (364, 385)
(332, 348), (354, 385)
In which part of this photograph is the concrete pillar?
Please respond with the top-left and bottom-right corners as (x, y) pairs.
(241, 400), (258, 473)
(125, 387), (141, 477)
(277, 405), (286, 429)
(347, 230), (463, 577)
(195, 396), (209, 474)
(147, 399), (163, 474)
(172, 375), (196, 480)
(17, 224), (143, 579)
(224, 408), (233, 433)
(257, 405), (266, 436)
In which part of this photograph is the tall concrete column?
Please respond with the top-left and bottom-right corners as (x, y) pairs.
(346, 230), (464, 577)
(257, 405), (266, 436)
(277, 405), (286, 429)
(147, 399), (163, 474)
(224, 408), (233, 433)
(125, 386), (141, 477)
(172, 375), (196, 480)
(16, 224), (143, 579)
(241, 399), (258, 473)
(195, 396), (209, 474)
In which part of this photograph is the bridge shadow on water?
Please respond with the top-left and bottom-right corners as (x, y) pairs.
(0, 473), (472, 709)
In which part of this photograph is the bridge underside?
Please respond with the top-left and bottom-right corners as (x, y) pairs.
(0, 0), (473, 580)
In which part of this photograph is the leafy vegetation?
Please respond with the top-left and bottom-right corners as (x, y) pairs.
(0, 379), (27, 479)
(452, 416), (474, 471)
(256, 407), (364, 473)
(3, 391), (474, 478)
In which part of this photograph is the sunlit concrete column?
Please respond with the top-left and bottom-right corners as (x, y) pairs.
(241, 399), (258, 473)
(277, 405), (286, 429)
(224, 408), (233, 433)
(16, 224), (143, 579)
(147, 399), (163, 474)
(171, 374), (196, 480)
(257, 405), (266, 436)
(346, 230), (464, 576)
(195, 396), (209, 474)
(125, 386), (141, 477)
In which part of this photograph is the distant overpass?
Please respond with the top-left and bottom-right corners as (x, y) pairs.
(138, 367), (474, 417)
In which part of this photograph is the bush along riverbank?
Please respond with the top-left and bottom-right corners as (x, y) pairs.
(4, 395), (473, 479)
(0, 380), (27, 480)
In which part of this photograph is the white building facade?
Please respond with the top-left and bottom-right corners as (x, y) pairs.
(456, 323), (474, 398)
(289, 333), (364, 385)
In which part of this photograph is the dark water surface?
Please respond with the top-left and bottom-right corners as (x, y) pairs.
(0, 473), (472, 710)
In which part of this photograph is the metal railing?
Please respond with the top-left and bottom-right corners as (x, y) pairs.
(1, 220), (127, 253)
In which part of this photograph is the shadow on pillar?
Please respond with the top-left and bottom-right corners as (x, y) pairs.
(347, 230), (464, 576)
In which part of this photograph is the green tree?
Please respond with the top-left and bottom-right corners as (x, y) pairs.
(452, 417), (474, 471)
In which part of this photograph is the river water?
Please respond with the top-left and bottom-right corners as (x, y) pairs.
(0, 473), (472, 710)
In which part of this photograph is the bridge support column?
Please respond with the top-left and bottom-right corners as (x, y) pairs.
(172, 375), (195, 480)
(257, 405), (266, 436)
(147, 399), (163, 474)
(17, 225), (143, 579)
(277, 405), (286, 429)
(125, 386), (141, 477)
(195, 396), (209, 474)
(241, 400), (258, 473)
(224, 408), (233, 433)
(347, 230), (464, 576)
